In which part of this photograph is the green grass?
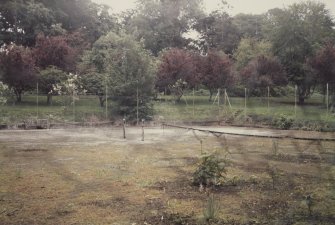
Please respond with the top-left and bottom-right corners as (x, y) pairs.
(0, 93), (334, 126)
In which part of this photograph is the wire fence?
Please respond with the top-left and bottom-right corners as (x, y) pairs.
(0, 86), (334, 130)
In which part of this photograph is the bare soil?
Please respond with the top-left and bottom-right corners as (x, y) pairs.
(0, 126), (334, 224)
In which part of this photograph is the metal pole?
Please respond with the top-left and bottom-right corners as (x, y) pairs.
(37, 82), (39, 119)
(105, 81), (108, 120)
(141, 119), (144, 141)
(268, 86), (270, 113)
(244, 88), (247, 119)
(218, 88), (220, 117)
(193, 88), (195, 117)
(123, 118), (126, 139)
(295, 85), (297, 118)
(136, 85), (139, 126)
(326, 83), (329, 117)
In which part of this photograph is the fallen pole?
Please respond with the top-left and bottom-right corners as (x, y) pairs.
(162, 123), (335, 142)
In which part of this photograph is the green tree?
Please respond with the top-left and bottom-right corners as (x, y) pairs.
(233, 13), (265, 39)
(195, 10), (240, 54)
(234, 37), (272, 70)
(80, 32), (156, 120)
(125, 0), (203, 55)
(264, 1), (334, 104)
(38, 66), (67, 105)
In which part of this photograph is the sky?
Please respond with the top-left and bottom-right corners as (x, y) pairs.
(92, 0), (335, 16)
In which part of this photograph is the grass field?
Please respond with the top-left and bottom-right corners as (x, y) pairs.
(0, 127), (334, 224)
(1, 93), (334, 129)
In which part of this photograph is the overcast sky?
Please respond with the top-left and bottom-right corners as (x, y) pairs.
(92, 0), (335, 16)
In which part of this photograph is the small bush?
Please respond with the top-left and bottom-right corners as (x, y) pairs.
(272, 114), (293, 129)
(193, 153), (228, 186)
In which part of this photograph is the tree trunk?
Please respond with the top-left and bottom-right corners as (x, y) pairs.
(298, 95), (305, 105)
(14, 89), (22, 103)
(208, 90), (213, 102)
(47, 94), (53, 105)
(98, 95), (105, 107)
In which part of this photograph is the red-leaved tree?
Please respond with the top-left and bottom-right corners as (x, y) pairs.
(34, 34), (76, 72)
(156, 48), (198, 101)
(309, 43), (335, 110)
(240, 55), (287, 96)
(197, 51), (234, 101)
(0, 45), (37, 102)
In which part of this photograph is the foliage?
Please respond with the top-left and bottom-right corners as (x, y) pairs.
(156, 48), (197, 101)
(240, 55), (287, 96)
(195, 10), (240, 54)
(34, 34), (76, 72)
(309, 43), (335, 110)
(0, 82), (13, 105)
(38, 66), (67, 105)
(233, 13), (265, 39)
(193, 152), (228, 186)
(0, 44), (37, 102)
(264, 1), (334, 104)
(266, 164), (280, 189)
(196, 51), (234, 101)
(125, 0), (203, 55)
(234, 38), (272, 70)
(81, 32), (156, 119)
(272, 114), (293, 130)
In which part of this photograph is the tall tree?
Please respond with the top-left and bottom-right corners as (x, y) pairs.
(234, 37), (272, 70)
(156, 48), (198, 101)
(309, 43), (335, 110)
(264, 1), (334, 104)
(197, 51), (234, 101)
(34, 34), (76, 72)
(0, 45), (37, 102)
(194, 10), (240, 54)
(79, 32), (156, 119)
(125, 0), (203, 55)
(240, 55), (288, 96)
(233, 13), (265, 39)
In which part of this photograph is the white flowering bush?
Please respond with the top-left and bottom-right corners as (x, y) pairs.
(0, 82), (13, 105)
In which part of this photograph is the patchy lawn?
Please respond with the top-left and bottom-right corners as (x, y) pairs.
(0, 127), (334, 224)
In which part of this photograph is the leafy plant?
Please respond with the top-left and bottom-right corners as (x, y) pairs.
(193, 152), (228, 186)
(267, 164), (279, 189)
(272, 114), (293, 129)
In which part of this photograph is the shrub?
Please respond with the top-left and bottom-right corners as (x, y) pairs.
(272, 114), (293, 129)
(193, 153), (228, 186)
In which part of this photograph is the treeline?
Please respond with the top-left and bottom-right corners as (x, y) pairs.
(0, 0), (335, 119)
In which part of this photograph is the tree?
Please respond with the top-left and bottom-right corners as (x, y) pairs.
(80, 32), (156, 119)
(34, 34), (76, 72)
(125, 0), (203, 55)
(197, 51), (234, 101)
(156, 48), (198, 101)
(233, 13), (265, 39)
(234, 37), (272, 70)
(240, 55), (288, 96)
(38, 66), (67, 105)
(265, 1), (334, 104)
(0, 44), (37, 102)
(309, 43), (335, 110)
(195, 11), (240, 54)
(0, 0), (55, 46)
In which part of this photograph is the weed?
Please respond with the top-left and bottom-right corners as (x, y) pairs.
(266, 164), (279, 190)
(15, 168), (22, 179)
(203, 194), (220, 222)
(272, 140), (279, 157)
(272, 114), (294, 129)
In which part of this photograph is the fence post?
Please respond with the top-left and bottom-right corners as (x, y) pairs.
(123, 118), (126, 139)
(326, 83), (329, 117)
(268, 86), (270, 114)
(141, 119), (144, 141)
(193, 88), (195, 117)
(36, 82), (39, 119)
(105, 81), (108, 121)
(295, 85), (297, 118)
(218, 88), (220, 118)
(244, 88), (247, 119)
